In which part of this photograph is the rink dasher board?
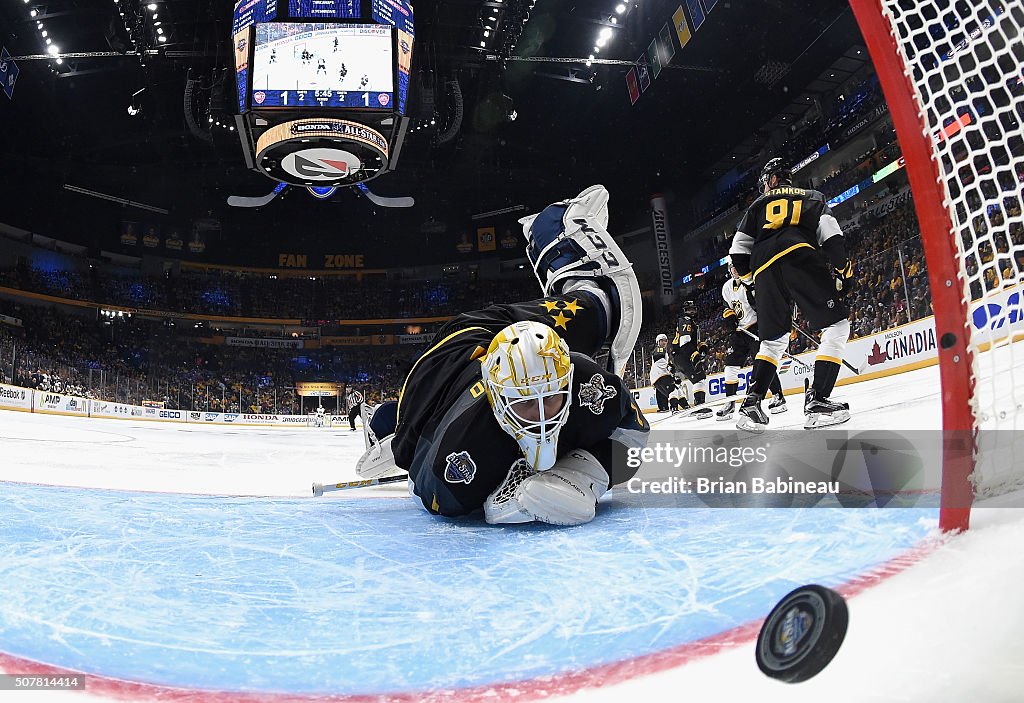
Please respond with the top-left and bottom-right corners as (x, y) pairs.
(632, 283), (1023, 413)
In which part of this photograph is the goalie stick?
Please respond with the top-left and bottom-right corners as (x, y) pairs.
(312, 474), (406, 497)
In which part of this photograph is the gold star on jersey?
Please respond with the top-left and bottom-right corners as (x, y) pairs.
(539, 299), (580, 329)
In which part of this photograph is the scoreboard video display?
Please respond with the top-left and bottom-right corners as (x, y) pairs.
(288, 0), (359, 20)
(251, 23), (394, 109)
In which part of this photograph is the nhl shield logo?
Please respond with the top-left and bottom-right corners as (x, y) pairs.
(444, 451), (477, 484)
(578, 373), (617, 415)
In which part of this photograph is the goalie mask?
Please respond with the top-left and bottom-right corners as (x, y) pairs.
(481, 321), (574, 471)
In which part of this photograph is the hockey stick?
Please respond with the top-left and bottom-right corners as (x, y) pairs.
(227, 182), (288, 208)
(736, 327), (812, 373)
(312, 474), (406, 497)
(356, 182), (415, 208)
(790, 323), (862, 375)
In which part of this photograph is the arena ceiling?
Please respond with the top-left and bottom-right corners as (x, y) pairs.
(0, 0), (864, 262)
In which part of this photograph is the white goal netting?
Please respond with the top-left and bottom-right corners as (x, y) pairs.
(876, 0), (1024, 499)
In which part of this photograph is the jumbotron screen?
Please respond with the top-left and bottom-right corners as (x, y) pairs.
(288, 0), (359, 20)
(251, 22), (395, 109)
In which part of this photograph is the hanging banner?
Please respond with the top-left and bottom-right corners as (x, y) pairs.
(477, 226), (496, 252)
(0, 47), (19, 100)
(295, 382), (340, 397)
(650, 194), (677, 305)
(672, 6), (693, 50)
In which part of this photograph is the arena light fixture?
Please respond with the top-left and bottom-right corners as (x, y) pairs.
(30, 9), (37, 17)
(599, 27), (613, 39)
(147, 2), (156, 9)
(158, 35), (166, 42)
(615, 3), (626, 13)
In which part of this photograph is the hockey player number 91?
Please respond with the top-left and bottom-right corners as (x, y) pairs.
(764, 198), (803, 231)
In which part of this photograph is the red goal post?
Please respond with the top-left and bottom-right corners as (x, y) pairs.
(850, 0), (1024, 530)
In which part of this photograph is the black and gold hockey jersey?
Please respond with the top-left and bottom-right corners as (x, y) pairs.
(673, 313), (701, 350)
(392, 296), (649, 517)
(730, 187), (843, 281)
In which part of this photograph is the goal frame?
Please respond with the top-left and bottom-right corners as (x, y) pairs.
(848, 0), (978, 531)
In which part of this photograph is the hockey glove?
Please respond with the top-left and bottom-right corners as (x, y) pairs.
(832, 260), (855, 297)
(723, 311), (739, 330)
(741, 280), (756, 306)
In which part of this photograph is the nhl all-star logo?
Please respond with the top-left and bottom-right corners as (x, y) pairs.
(444, 451), (477, 484)
(578, 373), (617, 415)
(281, 148), (361, 182)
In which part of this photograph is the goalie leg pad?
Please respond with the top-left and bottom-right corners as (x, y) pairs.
(485, 449), (609, 526)
(520, 185), (641, 376)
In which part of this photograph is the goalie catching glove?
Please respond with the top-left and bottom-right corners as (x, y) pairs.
(484, 449), (610, 526)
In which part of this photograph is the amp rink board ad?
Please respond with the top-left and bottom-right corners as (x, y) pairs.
(33, 390), (90, 416)
(631, 283), (1023, 412)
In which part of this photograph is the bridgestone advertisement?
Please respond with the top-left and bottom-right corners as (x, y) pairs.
(650, 194), (677, 306)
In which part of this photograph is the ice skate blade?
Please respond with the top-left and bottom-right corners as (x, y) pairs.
(769, 403), (788, 415)
(803, 410), (851, 429)
(691, 408), (714, 419)
(715, 412), (735, 422)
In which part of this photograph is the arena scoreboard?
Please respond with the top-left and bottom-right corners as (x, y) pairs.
(232, 0), (414, 188)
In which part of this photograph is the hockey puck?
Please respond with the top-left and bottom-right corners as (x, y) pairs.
(755, 584), (848, 683)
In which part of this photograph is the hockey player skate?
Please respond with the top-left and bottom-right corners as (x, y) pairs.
(715, 400), (736, 422)
(803, 388), (850, 429)
(520, 185), (642, 376)
(769, 394), (788, 414)
(736, 394), (768, 434)
(691, 406), (714, 420)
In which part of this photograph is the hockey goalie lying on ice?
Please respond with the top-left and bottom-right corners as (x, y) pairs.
(355, 185), (650, 526)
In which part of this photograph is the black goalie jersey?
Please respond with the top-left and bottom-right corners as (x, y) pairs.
(391, 299), (649, 518)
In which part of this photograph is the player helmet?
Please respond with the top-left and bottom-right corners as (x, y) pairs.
(758, 157), (793, 194)
(656, 333), (668, 347)
(481, 321), (574, 471)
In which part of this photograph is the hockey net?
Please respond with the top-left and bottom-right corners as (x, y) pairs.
(306, 414), (333, 428)
(851, 0), (1024, 529)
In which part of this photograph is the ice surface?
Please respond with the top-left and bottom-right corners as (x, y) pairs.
(0, 359), (1022, 702)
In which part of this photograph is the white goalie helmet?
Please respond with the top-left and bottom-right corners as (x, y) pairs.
(481, 321), (574, 471)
